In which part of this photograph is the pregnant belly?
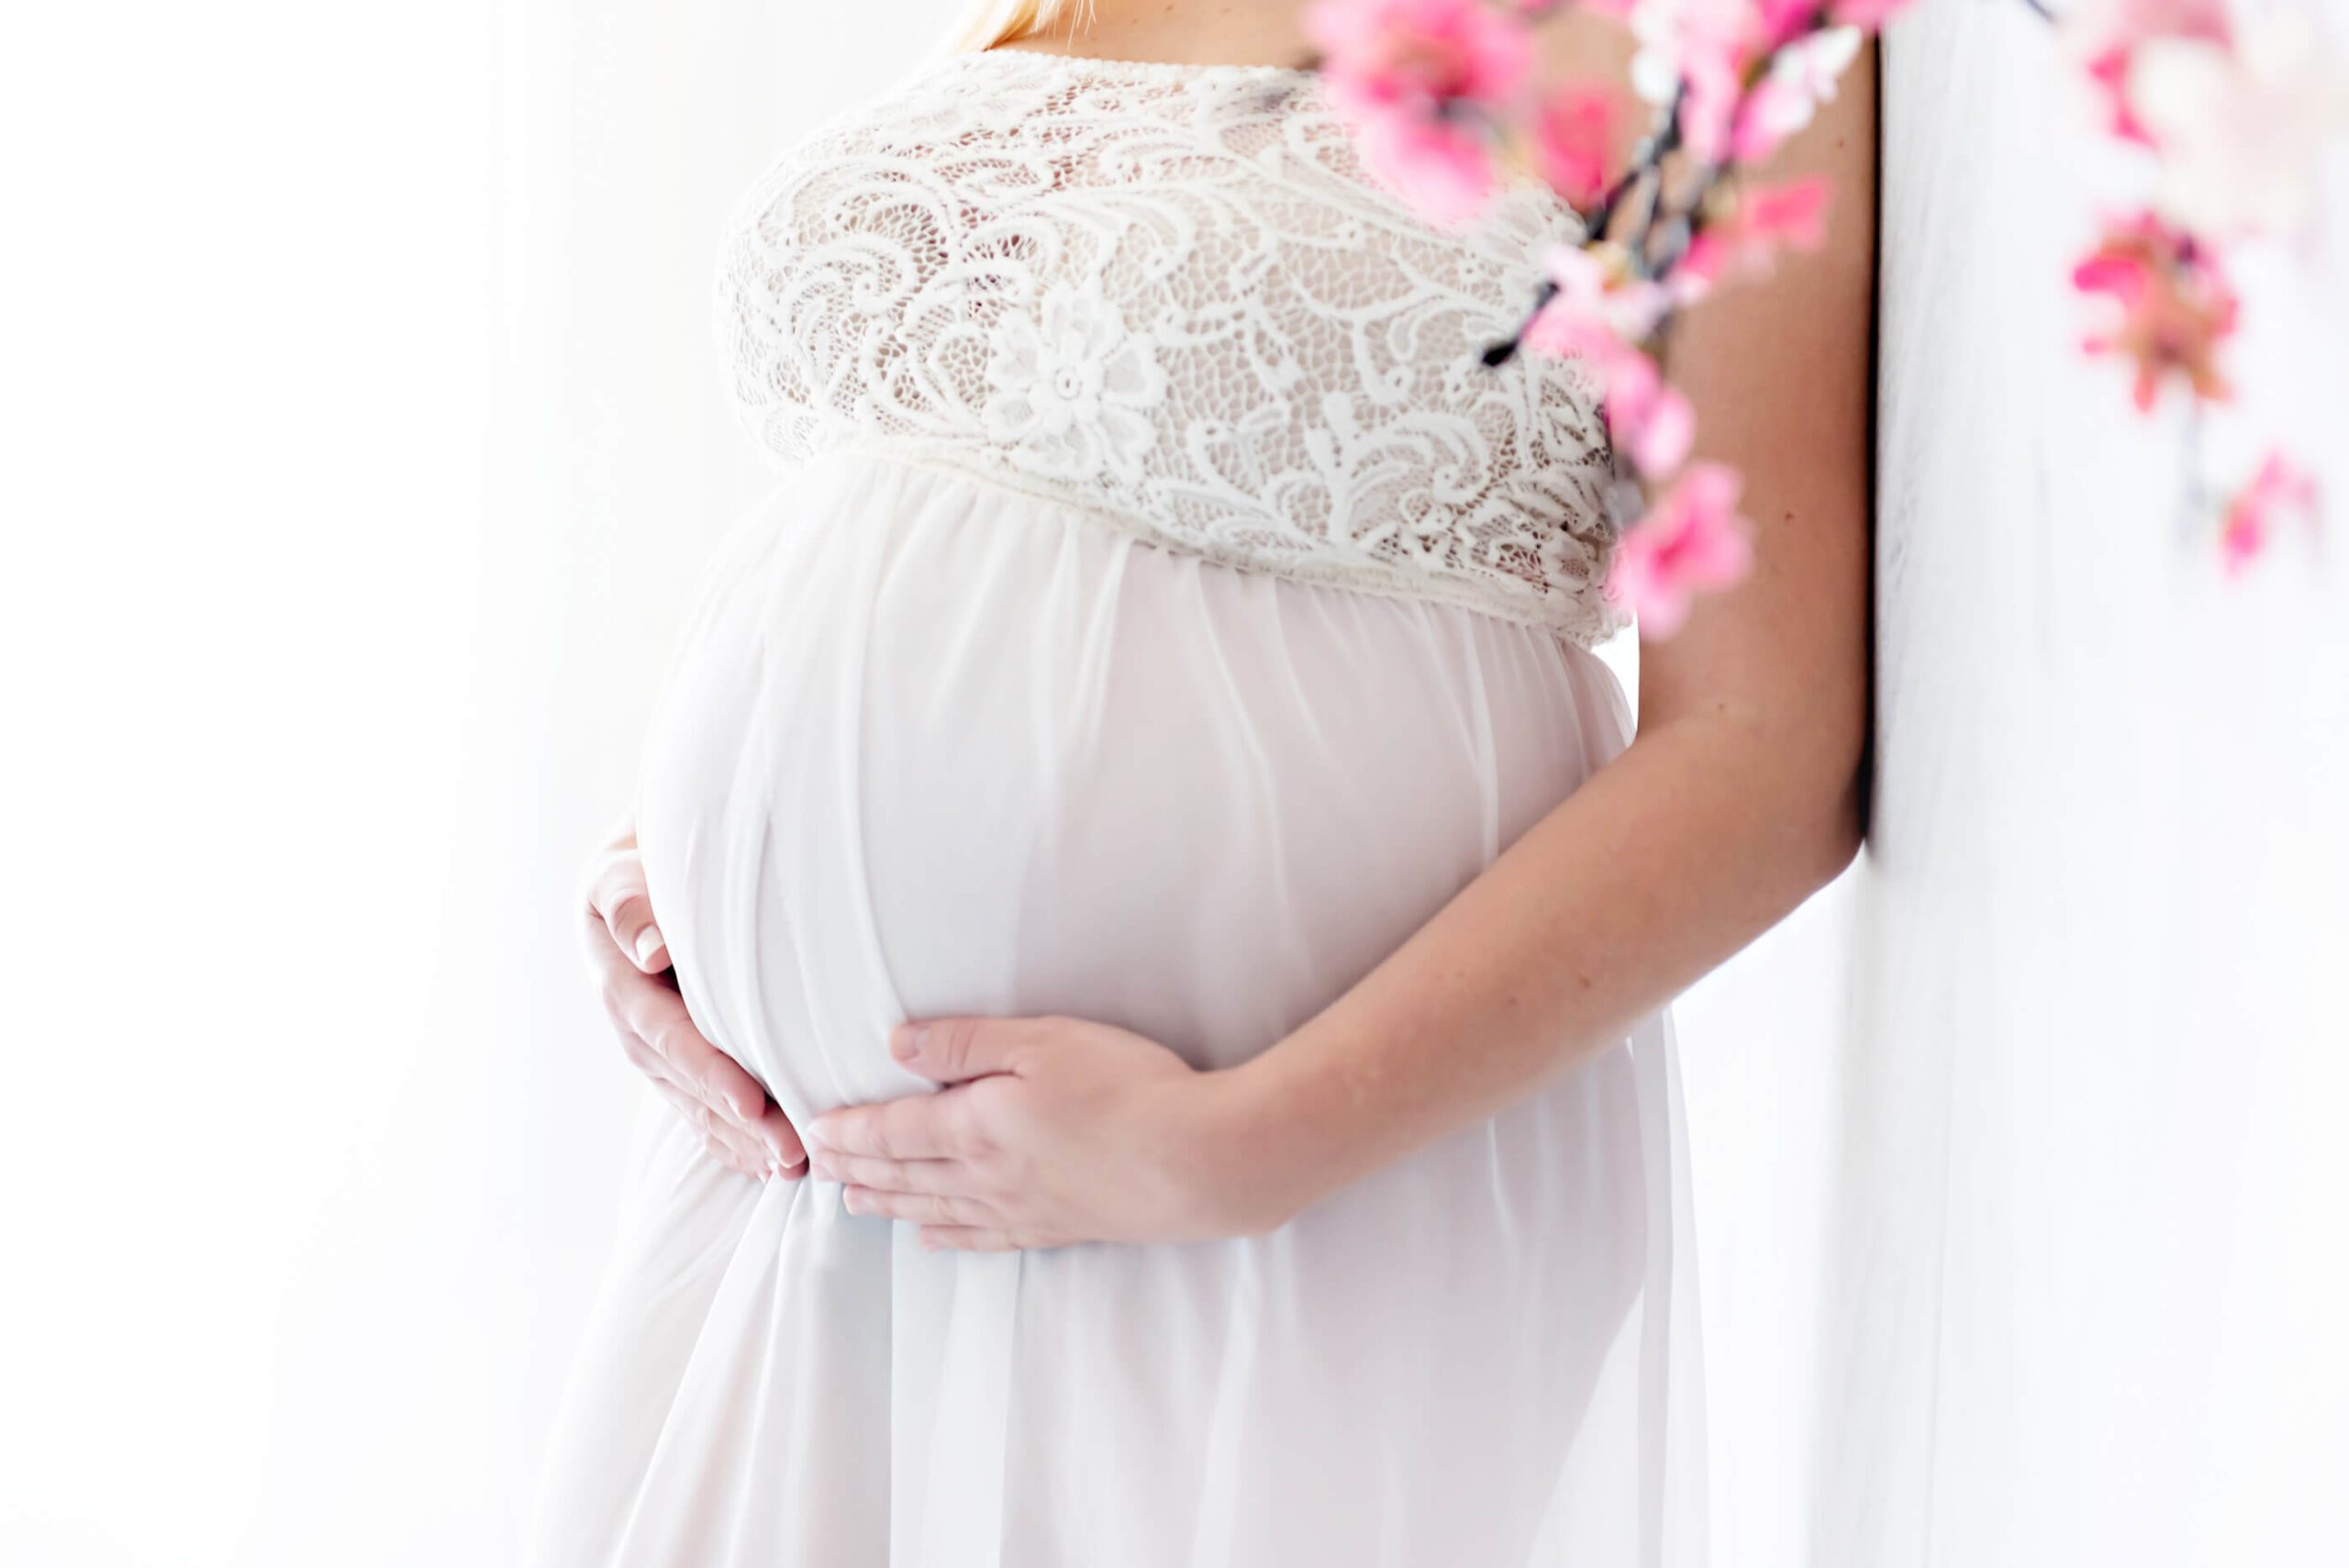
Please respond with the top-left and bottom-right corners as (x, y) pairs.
(636, 451), (1630, 1127)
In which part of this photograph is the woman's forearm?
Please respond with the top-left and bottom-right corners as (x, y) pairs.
(1220, 702), (1864, 1227)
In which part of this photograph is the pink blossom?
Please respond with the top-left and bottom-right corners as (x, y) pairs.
(1828, 0), (1920, 29)
(1306, 0), (1537, 222)
(1732, 25), (1865, 162)
(1306, 0), (1533, 107)
(1628, 0), (1692, 106)
(2131, 14), (2349, 238)
(1524, 242), (1671, 360)
(2060, 0), (2232, 146)
(1607, 462), (1755, 636)
(1753, 0), (1823, 49)
(2218, 450), (2321, 576)
(1354, 115), (1505, 225)
(1664, 0), (1757, 164)
(2072, 209), (2238, 412)
(1595, 345), (1697, 477)
(1510, 0), (1633, 16)
(1675, 175), (1833, 296)
(1674, 50), (1746, 166)
(1529, 85), (1620, 211)
(1664, 2), (1864, 166)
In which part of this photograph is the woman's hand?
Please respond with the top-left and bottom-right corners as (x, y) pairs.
(581, 829), (806, 1181)
(801, 1018), (1295, 1251)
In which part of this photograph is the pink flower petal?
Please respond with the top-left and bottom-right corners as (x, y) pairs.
(1607, 462), (1755, 635)
(2219, 450), (2321, 576)
(1530, 85), (1619, 211)
(1596, 347), (1698, 478)
(1830, 0), (1921, 30)
(1354, 109), (1500, 226)
(1309, 0), (1540, 226)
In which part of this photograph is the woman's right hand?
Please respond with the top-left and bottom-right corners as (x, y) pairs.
(581, 828), (807, 1181)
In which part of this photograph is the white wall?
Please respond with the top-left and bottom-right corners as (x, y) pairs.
(1672, 10), (2349, 1562)
(3, 3), (497, 1561)
(1809, 6), (2349, 1564)
(1, 5), (947, 1562)
(1, 2), (2338, 1564)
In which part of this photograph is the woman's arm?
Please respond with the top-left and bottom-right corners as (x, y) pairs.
(803, 40), (1875, 1249)
(1229, 40), (1876, 1214)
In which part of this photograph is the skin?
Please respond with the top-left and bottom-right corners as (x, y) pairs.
(581, 828), (805, 1180)
(594, 0), (1876, 1250)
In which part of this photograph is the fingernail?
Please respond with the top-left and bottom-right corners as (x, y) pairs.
(890, 1024), (924, 1062)
(633, 926), (666, 965)
(842, 1187), (867, 1216)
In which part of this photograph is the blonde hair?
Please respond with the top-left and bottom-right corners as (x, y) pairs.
(947, 0), (1097, 52)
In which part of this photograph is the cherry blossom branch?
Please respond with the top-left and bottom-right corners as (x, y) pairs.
(1303, 0), (2342, 632)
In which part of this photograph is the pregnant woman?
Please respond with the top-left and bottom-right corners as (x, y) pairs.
(529, 1), (1873, 1563)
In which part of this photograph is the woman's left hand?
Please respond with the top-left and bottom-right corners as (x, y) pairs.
(800, 1017), (1288, 1251)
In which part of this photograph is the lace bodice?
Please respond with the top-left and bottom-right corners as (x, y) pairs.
(713, 48), (1625, 644)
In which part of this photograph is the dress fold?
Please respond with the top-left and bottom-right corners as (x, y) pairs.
(526, 451), (1706, 1566)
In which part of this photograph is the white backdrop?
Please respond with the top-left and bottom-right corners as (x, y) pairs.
(1824, 6), (2349, 1562)
(0, 2), (2337, 1564)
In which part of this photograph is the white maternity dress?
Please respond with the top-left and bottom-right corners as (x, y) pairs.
(527, 47), (1707, 1568)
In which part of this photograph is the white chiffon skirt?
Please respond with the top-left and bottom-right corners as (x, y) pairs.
(526, 450), (1708, 1567)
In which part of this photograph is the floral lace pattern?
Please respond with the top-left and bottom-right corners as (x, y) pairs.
(713, 49), (1625, 643)
(981, 280), (1169, 483)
